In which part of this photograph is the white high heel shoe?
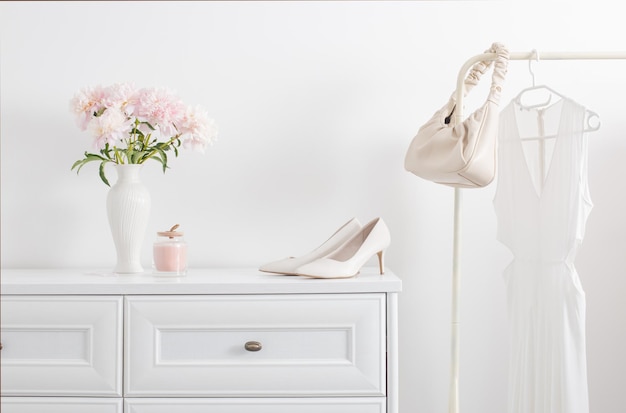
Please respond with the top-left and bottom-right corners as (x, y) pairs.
(259, 217), (362, 275)
(294, 217), (390, 279)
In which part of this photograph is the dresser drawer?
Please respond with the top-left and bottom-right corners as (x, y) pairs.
(125, 397), (385, 413)
(0, 296), (123, 396)
(125, 294), (386, 397)
(0, 397), (122, 413)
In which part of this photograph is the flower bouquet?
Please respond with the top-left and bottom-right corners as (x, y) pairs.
(70, 83), (217, 185)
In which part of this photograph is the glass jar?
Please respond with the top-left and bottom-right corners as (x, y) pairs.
(153, 225), (187, 276)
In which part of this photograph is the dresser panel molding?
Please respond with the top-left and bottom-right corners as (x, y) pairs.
(1, 268), (401, 413)
(0, 397), (123, 413)
(0, 296), (123, 396)
(125, 397), (386, 413)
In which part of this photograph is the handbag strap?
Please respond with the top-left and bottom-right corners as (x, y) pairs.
(444, 43), (509, 124)
(486, 43), (509, 104)
(462, 43), (509, 102)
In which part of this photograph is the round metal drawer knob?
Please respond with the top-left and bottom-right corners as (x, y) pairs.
(244, 341), (262, 352)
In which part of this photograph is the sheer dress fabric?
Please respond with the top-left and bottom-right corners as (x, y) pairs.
(494, 97), (592, 413)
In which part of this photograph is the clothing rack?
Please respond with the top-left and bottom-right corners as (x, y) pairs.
(448, 50), (626, 413)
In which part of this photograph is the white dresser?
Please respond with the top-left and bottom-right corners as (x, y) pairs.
(0, 268), (402, 413)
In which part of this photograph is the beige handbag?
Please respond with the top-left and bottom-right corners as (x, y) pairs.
(404, 43), (509, 188)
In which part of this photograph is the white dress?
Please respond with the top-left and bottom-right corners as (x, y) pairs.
(494, 96), (592, 413)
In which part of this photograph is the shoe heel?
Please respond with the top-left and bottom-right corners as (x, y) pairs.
(377, 250), (385, 275)
(294, 217), (390, 279)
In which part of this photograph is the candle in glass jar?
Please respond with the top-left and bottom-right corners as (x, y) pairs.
(153, 225), (187, 276)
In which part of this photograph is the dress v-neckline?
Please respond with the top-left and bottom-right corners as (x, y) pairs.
(511, 98), (568, 200)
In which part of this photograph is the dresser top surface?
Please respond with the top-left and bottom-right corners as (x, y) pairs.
(0, 267), (402, 295)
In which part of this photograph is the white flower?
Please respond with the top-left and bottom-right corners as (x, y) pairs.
(179, 105), (218, 153)
(87, 107), (133, 149)
(104, 83), (137, 116)
(69, 85), (107, 130)
(135, 87), (185, 136)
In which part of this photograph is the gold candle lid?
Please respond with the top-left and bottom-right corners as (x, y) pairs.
(157, 224), (184, 238)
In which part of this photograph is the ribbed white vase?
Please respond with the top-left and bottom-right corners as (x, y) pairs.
(106, 164), (151, 274)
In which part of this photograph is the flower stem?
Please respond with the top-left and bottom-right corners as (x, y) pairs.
(114, 148), (124, 164)
(139, 134), (181, 164)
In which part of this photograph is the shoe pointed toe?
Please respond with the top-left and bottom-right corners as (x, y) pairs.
(259, 217), (362, 275)
(259, 257), (299, 275)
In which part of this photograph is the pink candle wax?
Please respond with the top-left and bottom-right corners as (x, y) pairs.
(153, 241), (187, 274)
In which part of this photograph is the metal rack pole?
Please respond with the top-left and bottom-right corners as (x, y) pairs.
(448, 49), (626, 413)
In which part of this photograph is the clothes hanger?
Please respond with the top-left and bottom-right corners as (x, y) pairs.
(514, 50), (600, 135)
(514, 49), (554, 110)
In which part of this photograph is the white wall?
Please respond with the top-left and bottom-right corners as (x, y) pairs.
(2, 1), (625, 412)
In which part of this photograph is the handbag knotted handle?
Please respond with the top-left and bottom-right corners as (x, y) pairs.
(446, 43), (509, 124)
(462, 43), (509, 100)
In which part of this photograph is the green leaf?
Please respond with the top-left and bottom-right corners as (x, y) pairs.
(71, 152), (109, 174)
(71, 159), (84, 171)
(101, 144), (113, 160)
(85, 153), (106, 161)
(99, 162), (111, 187)
(131, 150), (145, 164)
(157, 148), (168, 172)
(147, 149), (168, 173)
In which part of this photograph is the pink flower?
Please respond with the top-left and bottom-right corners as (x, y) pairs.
(134, 87), (185, 137)
(103, 83), (138, 116)
(69, 85), (108, 130)
(179, 105), (218, 153)
(87, 107), (133, 149)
